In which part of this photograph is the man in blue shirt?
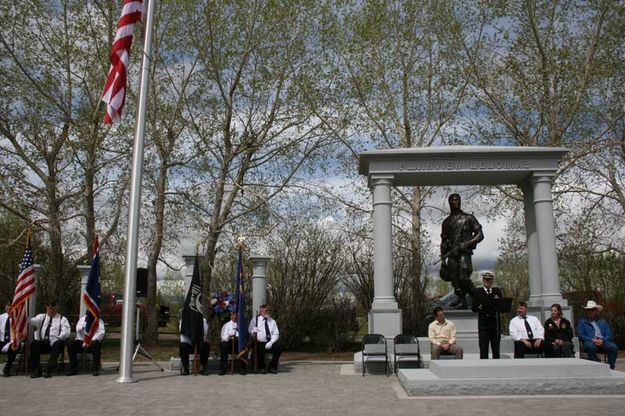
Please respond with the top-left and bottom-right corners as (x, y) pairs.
(576, 300), (618, 370)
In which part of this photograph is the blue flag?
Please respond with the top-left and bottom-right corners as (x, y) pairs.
(83, 236), (101, 346)
(234, 248), (248, 352)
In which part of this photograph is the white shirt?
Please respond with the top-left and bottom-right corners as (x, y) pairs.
(179, 318), (210, 344)
(75, 316), (106, 342)
(0, 312), (9, 343)
(30, 313), (70, 343)
(220, 320), (239, 342)
(509, 314), (544, 341)
(249, 315), (279, 344)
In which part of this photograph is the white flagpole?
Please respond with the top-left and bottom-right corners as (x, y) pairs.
(116, 0), (157, 384)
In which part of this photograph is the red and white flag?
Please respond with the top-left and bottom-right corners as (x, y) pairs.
(101, 0), (144, 124)
(9, 232), (35, 350)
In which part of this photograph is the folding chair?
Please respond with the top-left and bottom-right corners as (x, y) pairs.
(393, 334), (422, 374)
(361, 334), (389, 377)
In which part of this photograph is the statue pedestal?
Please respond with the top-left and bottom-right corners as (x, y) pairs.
(444, 310), (479, 339)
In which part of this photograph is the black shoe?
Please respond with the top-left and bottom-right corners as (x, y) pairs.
(92, 370), (100, 376)
(2, 371), (11, 377)
(66, 370), (77, 376)
(259, 368), (267, 374)
(269, 368), (278, 374)
(218, 370), (227, 376)
(30, 370), (42, 379)
(180, 368), (190, 376)
(239, 369), (247, 375)
(42, 371), (51, 378)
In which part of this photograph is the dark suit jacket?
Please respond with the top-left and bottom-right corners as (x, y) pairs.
(472, 286), (503, 328)
(544, 317), (573, 344)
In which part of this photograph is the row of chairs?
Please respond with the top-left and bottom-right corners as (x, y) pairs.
(361, 334), (423, 376)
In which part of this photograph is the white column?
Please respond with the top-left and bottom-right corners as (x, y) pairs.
(521, 184), (542, 307)
(77, 264), (91, 317)
(182, 255), (196, 295)
(368, 175), (401, 338)
(532, 174), (566, 306)
(249, 256), (271, 320)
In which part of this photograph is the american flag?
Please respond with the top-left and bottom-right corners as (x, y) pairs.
(9, 233), (35, 350)
(82, 236), (101, 346)
(101, 0), (143, 124)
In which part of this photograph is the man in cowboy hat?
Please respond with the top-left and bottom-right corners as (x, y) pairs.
(576, 300), (618, 370)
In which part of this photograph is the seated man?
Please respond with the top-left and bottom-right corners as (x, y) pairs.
(509, 301), (544, 358)
(29, 301), (71, 378)
(66, 314), (105, 376)
(1, 303), (20, 377)
(249, 304), (281, 374)
(179, 316), (210, 375)
(219, 312), (246, 375)
(577, 300), (618, 370)
(428, 307), (463, 359)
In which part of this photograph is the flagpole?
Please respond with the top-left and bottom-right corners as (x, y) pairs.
(117, 0), (157, 384)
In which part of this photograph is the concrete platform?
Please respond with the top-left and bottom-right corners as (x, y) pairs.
(398, 357), (625, 396)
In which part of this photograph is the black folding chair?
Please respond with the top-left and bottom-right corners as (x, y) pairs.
(393, 334), (422, 374)
(361, 334), (389, 376)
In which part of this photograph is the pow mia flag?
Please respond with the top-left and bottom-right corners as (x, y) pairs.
(181, 256), (204, 343)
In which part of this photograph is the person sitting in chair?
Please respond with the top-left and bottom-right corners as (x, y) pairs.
(428, 307), (463, 359)
(178, 317), (210, 375)
(1, 303), (21, 377)
(509, 302), (544, 358)
(544, 303), (573, 358)
(249, 304), (281, 374)
(219, 312), (246, 375)
(29, 301), (71, 378)
(66, 315), (105, 376)
(577, 300), (618, 370)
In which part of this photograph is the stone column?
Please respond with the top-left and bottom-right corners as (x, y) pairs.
(181, 255), (196, 295)
(521, 184), (542, 307)
(368, 175), (401, 338)
(77, 264), (91, 317)
(532, 174), (566, 306)
(249, 256), (271, 320)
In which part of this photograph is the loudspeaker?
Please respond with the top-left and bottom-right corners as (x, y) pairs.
(136, 268), (148, 297)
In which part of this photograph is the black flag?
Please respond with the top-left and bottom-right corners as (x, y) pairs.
(181, 256), (204, 343)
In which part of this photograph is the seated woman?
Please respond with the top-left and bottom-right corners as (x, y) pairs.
(544, 303), (573, 358)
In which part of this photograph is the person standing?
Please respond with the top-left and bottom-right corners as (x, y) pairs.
(472, 271), (503, 359)
(428, 307), (463, 359)
(249, 304), (281, 374)
(29, 302), (71, 378)
(577, 300), (618, 370)
(66, 315), (106, 376)
(544, 303), (573, 358)
(509, 302), (544, 358)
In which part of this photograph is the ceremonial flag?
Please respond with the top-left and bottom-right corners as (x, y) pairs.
(101, 0), (144, 123)
(234, 247), (248, 352)
(82, 236), (101, 346)
(180, 256), (204, 343)
(9, 232), (35, 350)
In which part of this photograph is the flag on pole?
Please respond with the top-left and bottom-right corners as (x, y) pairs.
(101, 0), (144, 124)
(180, 256), (204, 343)
(82, 236), (101, 347)
(234, 245), (248, 353)
(9, 231), (35, 350)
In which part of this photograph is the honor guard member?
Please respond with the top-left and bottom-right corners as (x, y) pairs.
(179, 317), (210, 375)
(472, 271), (504, 359)
(219, 312), (246, 375)
(29, 302), (71, 378)
(509, 301), (544, 358)
(249, 304), (281, 374)
(1, 303), (20, 377)
(66, 315), (106, 376)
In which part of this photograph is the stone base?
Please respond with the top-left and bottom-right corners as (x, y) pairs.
(368, 308), (402, 340)
(398, 357), (625, 396)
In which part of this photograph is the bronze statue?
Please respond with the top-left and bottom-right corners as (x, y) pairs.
(440, 193), (484, 309)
